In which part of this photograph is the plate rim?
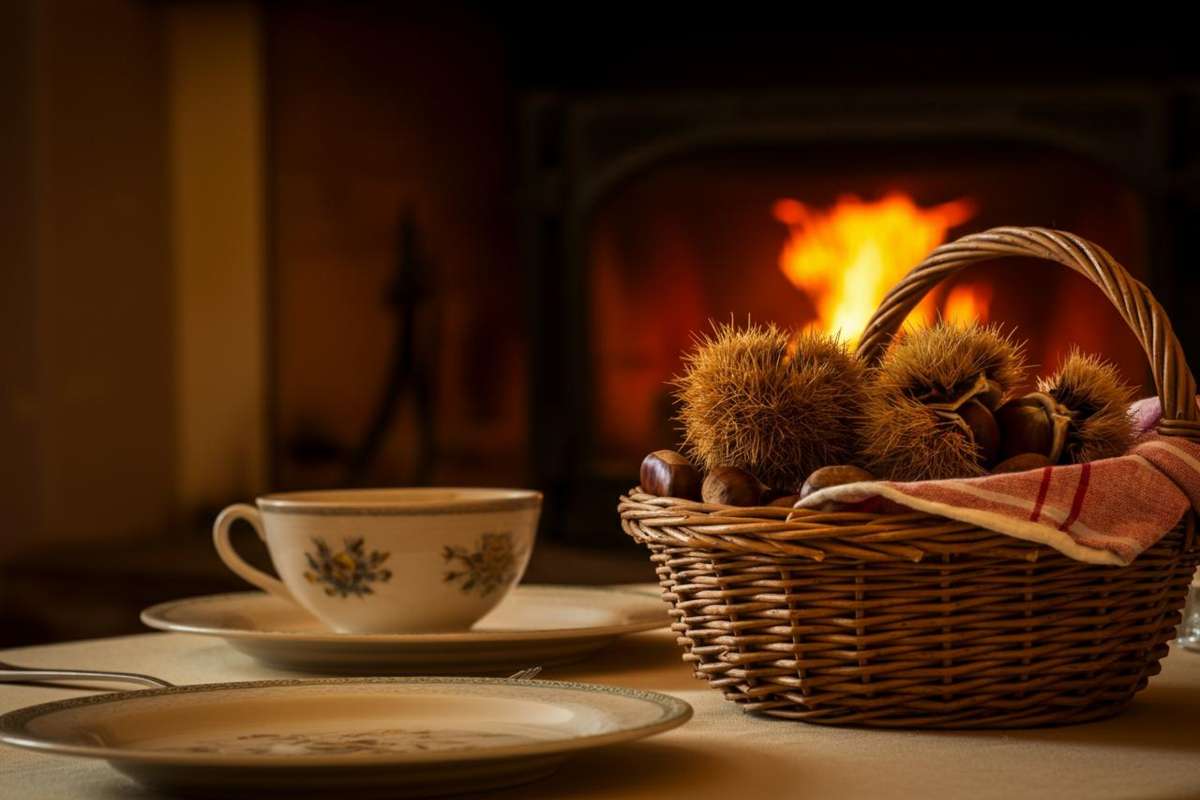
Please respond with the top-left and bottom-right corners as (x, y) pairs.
(139, 585), (668, 644)
(0, 676), (692, 768)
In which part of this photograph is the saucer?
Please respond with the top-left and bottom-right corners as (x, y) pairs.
(0, 677), (692, 797)
(141, 585), (668, 674)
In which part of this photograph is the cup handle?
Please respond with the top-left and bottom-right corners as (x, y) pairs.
(213, 504), (294, 602)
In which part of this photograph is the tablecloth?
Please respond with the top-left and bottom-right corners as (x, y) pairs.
(2, 627), (1199, 799)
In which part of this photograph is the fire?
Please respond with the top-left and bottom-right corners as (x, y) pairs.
(942, 282), (993, 325)
(774, 192), (979, 340)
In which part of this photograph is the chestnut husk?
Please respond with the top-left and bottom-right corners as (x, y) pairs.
(1037, 349), (1136, 463)
(924, 374), (1004, 469)
(951, 399), (1001, 467)
(859, 323), (1027, 481)
(674, 322), (868, 493)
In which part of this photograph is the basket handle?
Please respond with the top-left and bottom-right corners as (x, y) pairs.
(855, 226), (1200, 441)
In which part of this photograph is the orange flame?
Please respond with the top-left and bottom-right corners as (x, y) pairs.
(942, 282), (992, 325)
(774, 193), (978, 340)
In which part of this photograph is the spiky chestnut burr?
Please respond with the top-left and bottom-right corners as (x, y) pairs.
(996, 349), (1135, 465)
(673, 321), (868, 493)
(860, 322), (1028, 481)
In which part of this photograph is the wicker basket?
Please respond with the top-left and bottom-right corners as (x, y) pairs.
(620, 227), (1200, 729)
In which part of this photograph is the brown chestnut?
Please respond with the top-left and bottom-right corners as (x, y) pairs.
(990, 452), (1054, 474)
(800, 465), (875, 499)
(975, 378), (1005, 410)
(702, 466), (767, 506)
(957, 399), (1000, 467)
(640, 450), (702, 500)
(995, 392), (1071, 463)
(768, 493), (803, 508)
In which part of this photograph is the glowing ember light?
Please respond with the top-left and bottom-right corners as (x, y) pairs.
(773, 193), (977, 341)
(942, 282), (993, 325)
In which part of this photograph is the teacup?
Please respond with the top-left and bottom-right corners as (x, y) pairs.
(213, 488), (541, 633)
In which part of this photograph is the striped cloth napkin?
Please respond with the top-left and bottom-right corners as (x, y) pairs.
(797, 397), (1200, 566)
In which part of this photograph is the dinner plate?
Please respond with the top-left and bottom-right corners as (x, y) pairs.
(141, 585), (668, 674)
(0, 677), (692, 798)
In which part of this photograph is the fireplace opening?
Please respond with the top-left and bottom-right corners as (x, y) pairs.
(579, 142), (1150, 519)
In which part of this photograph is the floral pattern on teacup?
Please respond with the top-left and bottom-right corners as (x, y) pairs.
(303, 537), (392, 598)
(442, 532), (518, 597)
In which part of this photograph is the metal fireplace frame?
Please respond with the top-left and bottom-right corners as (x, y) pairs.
(521, 85), (1200, 545)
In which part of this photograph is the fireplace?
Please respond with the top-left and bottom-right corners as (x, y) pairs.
(523, 88), (1195, 544)
(262, 15), (1200, 548)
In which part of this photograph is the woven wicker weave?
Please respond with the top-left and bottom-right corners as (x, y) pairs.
(620, 227), (1200, 728)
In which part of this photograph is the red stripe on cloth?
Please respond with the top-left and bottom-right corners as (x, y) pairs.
(1058, 463), (1092, 531)
(1029, 466), (1053, 522)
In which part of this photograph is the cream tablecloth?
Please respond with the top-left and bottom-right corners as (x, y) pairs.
(2, 628), (1199, 799)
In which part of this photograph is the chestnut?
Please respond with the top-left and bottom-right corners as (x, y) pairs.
(991, 452), (1054, 474)
(768, 493), (803, 508)
(995, 392), (1071, 463)
(957, 399), (1000, 467)
(702, 466), (768, 507)
(800, 465), (875, 499)
(976, 378), (1005, 410)
(640, 450), (702, 500)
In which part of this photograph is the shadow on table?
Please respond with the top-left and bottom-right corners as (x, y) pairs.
(1005, 682), (1200, 755)
(84, 772), (163, 800)
(484, 738), (795, 800)
(542, 631), (693, 690)
(898, 678), (1200, 758)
